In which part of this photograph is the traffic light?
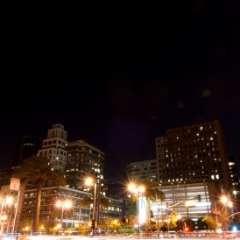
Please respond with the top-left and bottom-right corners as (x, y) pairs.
(91, 219), (95, 229)
(197, 195), (201, 202)
(184, 226), (189, 232)
(122, 218), (129, 224)
(150, 210), (154, 218)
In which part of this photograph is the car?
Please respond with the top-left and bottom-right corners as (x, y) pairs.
(225, 232), (236, 239)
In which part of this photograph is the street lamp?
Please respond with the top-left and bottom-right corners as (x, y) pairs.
(56, 200), (72, 234)
(85, 177), (102, 227)
(85, 177), (97, 224)
(128, 183), (145, 233)
(177, 215), (183, 232)
(221, 196), (233, 208)
(220, 195), (233, 230)
(0, 195), (14, 235)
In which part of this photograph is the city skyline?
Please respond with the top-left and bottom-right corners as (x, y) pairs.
(0, 0), (239, 182)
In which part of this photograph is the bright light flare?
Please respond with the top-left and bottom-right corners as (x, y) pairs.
(56, 200), (62, 207)
(128, 183), (136, 192)
(221, 196), (228, 203)
(85, 177), (93, 186)
(138, 185), (145, 193)
(6, 196), (13, 205)
(56, 200), (72, 209)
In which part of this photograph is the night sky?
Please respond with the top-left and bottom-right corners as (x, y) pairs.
(0, 1), (240, 187)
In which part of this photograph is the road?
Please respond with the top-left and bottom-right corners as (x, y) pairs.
(21, 235), (238, 240)
(2, 232), (239, 240)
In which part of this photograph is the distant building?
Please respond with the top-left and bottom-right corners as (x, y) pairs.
(156, 120), (232, 189)
(12, 136), (43, 167)
(38, 123), (68, 171)
(0, 168), (14, 187)
(20, 185), (122, 230)
(126, 159), (157, 183)
(65, 140), (107, 195)
(150, 181), (220, 221)
(228, 156), (240, 197)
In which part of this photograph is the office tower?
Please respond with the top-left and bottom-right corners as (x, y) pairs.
(126, 159), (157, 183)
(156, 120), (232, 189)
(12, 136), (43, 167)
(65, 140), (106, 194)
(38, 123), (68, 171)
(228, 156), (240, 197)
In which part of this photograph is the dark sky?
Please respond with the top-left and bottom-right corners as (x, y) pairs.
(0, 1), (240, 185)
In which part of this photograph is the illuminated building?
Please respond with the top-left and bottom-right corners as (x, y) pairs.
(156, 120), (232, 189)
(65, 140), (107, 195)
(228, 156), (240, 197)
(37, 123), (68, 171)
(150, 182), (218, 221)
(126, 159), (157, 183)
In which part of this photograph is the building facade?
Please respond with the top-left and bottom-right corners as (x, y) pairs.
(12, 135), (43, 167)
(156, 120), (232, 189)
(21, 185), (122, 231)
(228, 156), (240, 197)
(38, 124), (68, 171)
(65, 140), (106, 194)
(150, 181), (219, 222)
(126, 159), (157, 183)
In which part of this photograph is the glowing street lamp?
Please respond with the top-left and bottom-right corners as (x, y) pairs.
(56, 200), (72, 233)
(0, 195), (14, 235)
(221, 196), (233, 208)
(85, 177), (98, 227)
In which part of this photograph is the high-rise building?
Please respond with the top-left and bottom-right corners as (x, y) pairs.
(228, 156), (240, 197)
(126, 159), (157, 183)
(65, 140), (106, 194)
(38, 123), (68, 171)
(12, 136), (43, 167)
(156, 120), (232, 189)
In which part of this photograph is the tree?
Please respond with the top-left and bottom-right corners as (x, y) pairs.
(197, 217), (208, 230)
(202, 216), (217, 231)
(128, 181), (165, 203)
(12, 155), (66, 232)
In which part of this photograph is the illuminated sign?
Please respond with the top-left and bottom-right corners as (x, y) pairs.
(139, 196), (146, 224)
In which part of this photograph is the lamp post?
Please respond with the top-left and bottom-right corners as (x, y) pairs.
(0, 195), (13, 235)
(85, 177), (101, 227)
(177, 215), (183, 232)
(85, 178), (97, 223)
(220, 195), (233, 231)
(128, 183), (145, 234)
(56, 200), (72, 234)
